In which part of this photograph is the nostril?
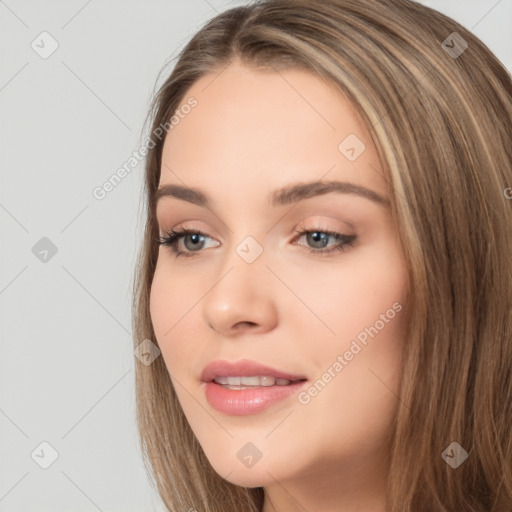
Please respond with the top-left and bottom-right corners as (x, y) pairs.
(237, 321), (258, 328)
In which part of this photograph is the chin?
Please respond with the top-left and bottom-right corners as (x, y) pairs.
(216, 466), (273, 488)
(202, 448), (280, 487)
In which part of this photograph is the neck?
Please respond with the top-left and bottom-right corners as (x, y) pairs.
(261, 450), (390, 512)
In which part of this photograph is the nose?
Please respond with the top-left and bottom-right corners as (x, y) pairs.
(201, 244), (278, 337)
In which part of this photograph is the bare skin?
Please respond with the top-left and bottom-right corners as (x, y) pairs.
(150, 60), (409, 512)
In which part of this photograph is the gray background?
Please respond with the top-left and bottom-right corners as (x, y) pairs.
(0, 1), (510, 511)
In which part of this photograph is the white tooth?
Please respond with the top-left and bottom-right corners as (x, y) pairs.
(259, 376), (276, 386)
(239, 376), (261, 386)
(213, 375), (290, 386)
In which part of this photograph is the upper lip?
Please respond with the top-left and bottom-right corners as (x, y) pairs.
(200, 359), (308, 382)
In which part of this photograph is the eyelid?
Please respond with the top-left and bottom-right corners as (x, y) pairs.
(159, 221), (218, 238)
(294, 218), (355, 236)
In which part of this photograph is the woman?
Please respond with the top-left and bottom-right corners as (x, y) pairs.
(132, 0), (512, 510)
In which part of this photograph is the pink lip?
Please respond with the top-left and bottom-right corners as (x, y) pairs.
(200, 359), (308, 416)
(203, 380), (309, 415)
(200, 358), (307, 382)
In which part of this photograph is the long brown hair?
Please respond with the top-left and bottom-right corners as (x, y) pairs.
(132, 1), (512, 510)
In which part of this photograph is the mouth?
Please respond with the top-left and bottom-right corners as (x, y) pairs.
(210, 375), (308, 389)
(203, 375), (310, 415)
(200, 358), (308, 387)
(210, 375), (307, 390)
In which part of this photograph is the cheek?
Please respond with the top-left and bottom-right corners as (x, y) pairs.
(149, 262), (198, 375)
(288, 241), (407, 420)
(289, 272), (406, 461)
(286, 241), (407, 359)
(149, 263), (170, 338)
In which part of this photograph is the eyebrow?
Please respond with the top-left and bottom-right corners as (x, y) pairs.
(154, 180), (390, 208)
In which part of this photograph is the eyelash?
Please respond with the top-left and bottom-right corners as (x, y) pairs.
(156, 227), (357, 258)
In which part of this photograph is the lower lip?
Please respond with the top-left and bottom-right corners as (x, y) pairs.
(203, 380), (309, 415)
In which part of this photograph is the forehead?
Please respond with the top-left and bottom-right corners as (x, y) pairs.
(159, 62), (388, 204)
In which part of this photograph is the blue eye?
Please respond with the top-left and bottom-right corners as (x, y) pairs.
(293, 229), (357, 256)
(156, 228), (357, 258)
(156, 228), (215, 258)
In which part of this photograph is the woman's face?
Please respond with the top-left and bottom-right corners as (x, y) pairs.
(150, 61), (409, 506)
